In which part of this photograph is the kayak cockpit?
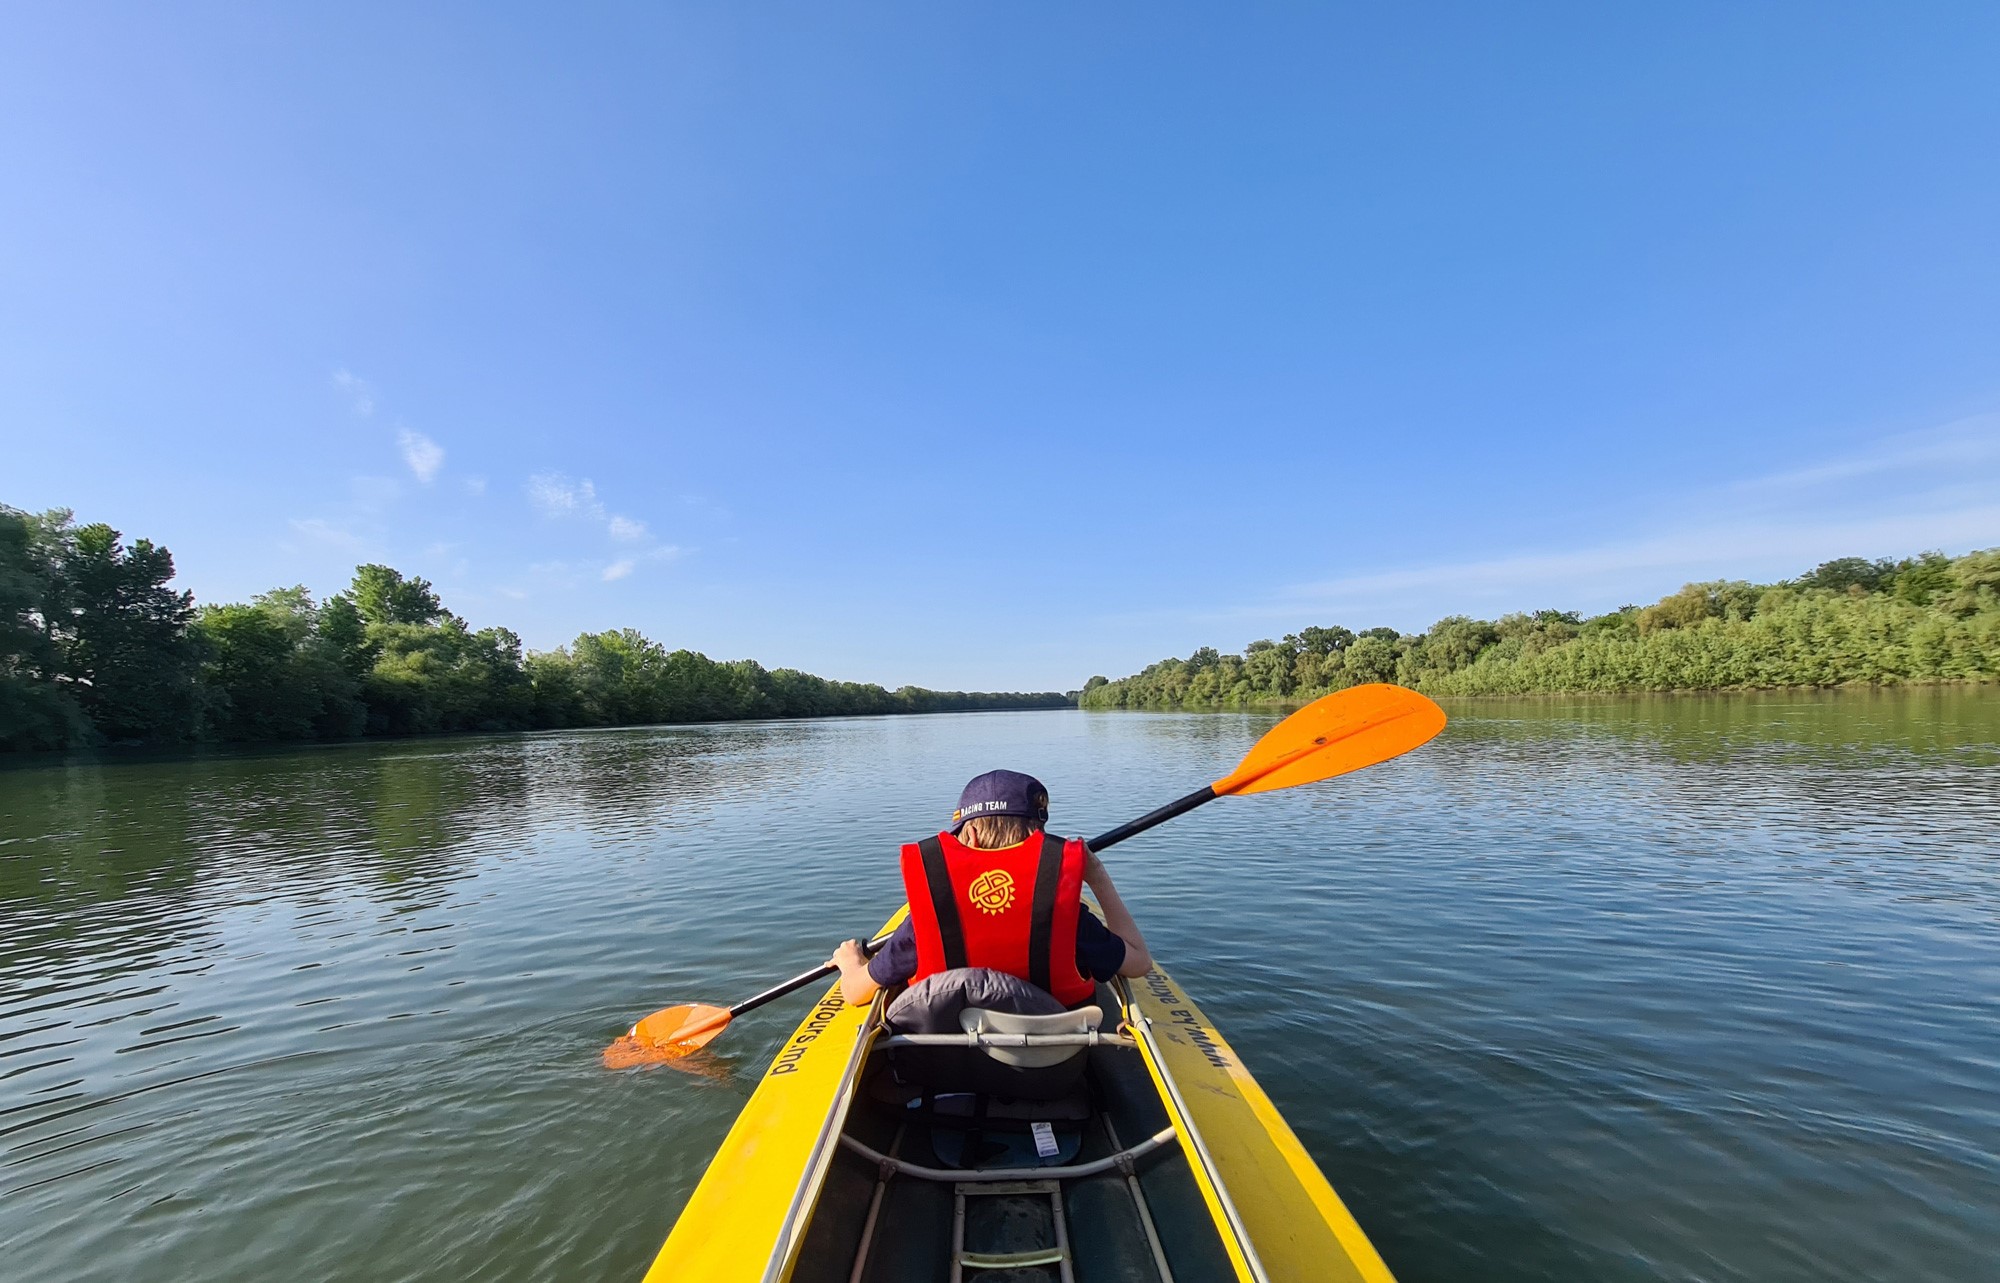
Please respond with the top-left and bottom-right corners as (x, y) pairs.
(788, 981), (1239, 1283)
(641, 936), (1395, 1283)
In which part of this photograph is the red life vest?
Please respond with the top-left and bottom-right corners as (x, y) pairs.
(899, 829), (1096, 1007)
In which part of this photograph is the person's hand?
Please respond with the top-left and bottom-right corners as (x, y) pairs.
(830, 938), (868, 971)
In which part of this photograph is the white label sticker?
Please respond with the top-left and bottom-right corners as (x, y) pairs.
(1031, 1121), (1058, 1158)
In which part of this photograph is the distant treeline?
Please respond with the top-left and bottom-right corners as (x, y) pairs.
(1, 505), (1072, 753)
(1080, 549), (2000, 708)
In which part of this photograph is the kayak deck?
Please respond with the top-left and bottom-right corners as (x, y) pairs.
(643, 913), (1394, 1283)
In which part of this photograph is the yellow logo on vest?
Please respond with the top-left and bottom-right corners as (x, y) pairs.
(967, 869), (1016, 915)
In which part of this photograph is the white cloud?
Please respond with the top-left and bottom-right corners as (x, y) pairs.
(1283, 506), (2000, 610)
(328, 371), (448, 487)
(527, 472), (606, 521)
(464, 476), (488, 496)
(399, 429), (445, 483)
(332, 368), (376, 417)
(1131, 414), (2000, 635)
(526, 472), (653, 544)
(521, 473), (683, 587)
(1727, 414), (2000, 498)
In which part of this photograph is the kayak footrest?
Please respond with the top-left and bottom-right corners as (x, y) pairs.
(959, 1248), (1065, 1269)
(882, 1030), (1136, 1049)
(839, 1126), (1176, 1184)
(953, 1179), (1074, 1282)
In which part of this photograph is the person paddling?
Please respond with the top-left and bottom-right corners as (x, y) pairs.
(828, 769), (1152, 1030)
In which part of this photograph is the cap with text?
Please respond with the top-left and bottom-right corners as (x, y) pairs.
(949, 769), (1051, 834)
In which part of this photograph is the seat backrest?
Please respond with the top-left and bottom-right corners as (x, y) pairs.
(959, 1005), (1104, 1068)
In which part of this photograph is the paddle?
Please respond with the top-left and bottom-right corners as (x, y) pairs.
(602, 682), (1446, 1068)
(601, 932), (904, 1070)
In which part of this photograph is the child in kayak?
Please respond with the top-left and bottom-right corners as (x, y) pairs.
(828, 769), (1152, 1030)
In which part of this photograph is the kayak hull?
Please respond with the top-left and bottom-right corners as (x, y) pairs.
(642, 909), (1394, 1283)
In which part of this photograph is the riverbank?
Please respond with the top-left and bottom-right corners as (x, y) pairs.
(1081, 548), (1999, 710)
(1090, 676), (1997, 713)
(1, 504), (1073, 753)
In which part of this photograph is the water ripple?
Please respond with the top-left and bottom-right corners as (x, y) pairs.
(1, 696), (1997, 1281)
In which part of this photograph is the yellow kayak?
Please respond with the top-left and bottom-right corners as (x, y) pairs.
(643, 908), (1395, 1283)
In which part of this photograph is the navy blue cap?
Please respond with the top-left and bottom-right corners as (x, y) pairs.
(949, 770), (1050, 834)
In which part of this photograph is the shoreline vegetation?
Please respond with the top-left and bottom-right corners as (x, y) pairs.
(1, 505), (1070, 754)
(1080, 549), (2000, 710)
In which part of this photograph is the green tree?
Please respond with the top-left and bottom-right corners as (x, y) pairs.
(193, 587), (367, 741)
(318, 592), (373, 673)
(1580, 606), (1639, 638)
(351, 564), (446, 627)
(363, 617), (532, 735)
(1889, 551), (1955, 607)
(0, 507), (89, 749)
(1242, 639), (1297, 697)
(1940, 549), (2000, 617)
(1342, 634), (1400, 685)
(1399, 615), (1498, 683)
(1079, 547), (2000, 707)
(5, 506), (1076, 748)
(196, 603), (315, 741)
(1796, 557), (1894, 594)
(47, 516), (200, 742)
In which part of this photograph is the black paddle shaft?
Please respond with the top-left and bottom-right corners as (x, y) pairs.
(1086, 783), (1218, 853)
(727, 927), (896, 1019)
(726, 782), (1222, 1022)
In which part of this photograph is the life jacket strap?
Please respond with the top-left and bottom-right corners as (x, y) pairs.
(917, 835), (968, 970)
(1026, 831), (1065, 996)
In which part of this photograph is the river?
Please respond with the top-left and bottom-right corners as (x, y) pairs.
(3, 692), (1996, 1281)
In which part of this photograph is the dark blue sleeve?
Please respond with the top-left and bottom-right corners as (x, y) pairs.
(867, 920), (918, 987)
(1073, 908), (1127, 981)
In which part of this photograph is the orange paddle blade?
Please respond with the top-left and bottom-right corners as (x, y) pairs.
(601, 1003), (732, 1069)
(1212, 683), (1446, 797)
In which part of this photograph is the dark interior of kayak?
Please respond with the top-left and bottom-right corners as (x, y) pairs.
(791, 988), (1236, 1283)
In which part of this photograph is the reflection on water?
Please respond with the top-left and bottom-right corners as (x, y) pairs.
(2, 693), (1997, 1282)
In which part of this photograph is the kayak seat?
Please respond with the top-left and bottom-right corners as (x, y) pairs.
(960, 1005), (1103, 1067)
(889, 1005), (1103, 1102)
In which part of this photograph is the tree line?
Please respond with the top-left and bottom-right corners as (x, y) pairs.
(1, 505), (1071, 753)
(1079, 549), (2000, 708)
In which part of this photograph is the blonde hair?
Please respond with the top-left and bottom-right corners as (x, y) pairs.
(958, 815), (1039, 849)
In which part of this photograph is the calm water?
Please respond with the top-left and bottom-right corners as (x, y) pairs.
(3, 694), (1997, 1282)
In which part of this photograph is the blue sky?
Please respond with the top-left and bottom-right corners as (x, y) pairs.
(5, 5), (1998, 690)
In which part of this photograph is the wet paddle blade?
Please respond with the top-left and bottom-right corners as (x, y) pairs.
(601, 1003), (732, 1069)
(1212, 683), (1446, 797)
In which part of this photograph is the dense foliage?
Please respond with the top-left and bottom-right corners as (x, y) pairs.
(1079, 549), (2000, 708)
(1, 505), (1070, 752)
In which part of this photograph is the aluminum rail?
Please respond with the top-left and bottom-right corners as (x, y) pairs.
(836, 1127), (1177, 1184)
(879, 1031), (1136, 1049)
(1115, 976), (1273, 1283)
